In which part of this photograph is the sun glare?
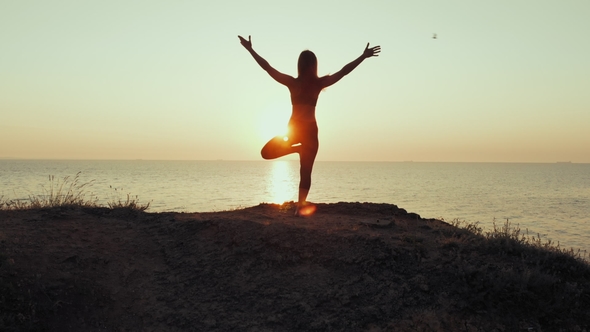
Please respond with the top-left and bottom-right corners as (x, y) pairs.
(257, 102), (290, 143)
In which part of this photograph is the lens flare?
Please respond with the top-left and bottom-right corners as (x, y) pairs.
(297, 203), (317, 216)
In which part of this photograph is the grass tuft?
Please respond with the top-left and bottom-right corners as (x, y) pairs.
(1, 172), (149, 212)
(499, 220), (586, 262)
(107, 186), (150, 211)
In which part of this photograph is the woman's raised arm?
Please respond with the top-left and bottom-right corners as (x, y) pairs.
(238, 35), (294, 86)
(321, 43), (381, 88)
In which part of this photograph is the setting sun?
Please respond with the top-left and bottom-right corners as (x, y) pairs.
(256, 102), (290, 143)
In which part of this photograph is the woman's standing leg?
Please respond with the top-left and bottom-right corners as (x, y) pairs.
(296, 141), (318, 215)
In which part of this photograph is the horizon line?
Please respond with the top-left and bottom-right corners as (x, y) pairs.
(0, 158), (585, 164)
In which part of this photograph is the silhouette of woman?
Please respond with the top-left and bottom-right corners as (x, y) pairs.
(238, 35), (380, 216)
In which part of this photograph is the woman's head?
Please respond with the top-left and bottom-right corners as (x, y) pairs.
(297, 50), (317, 78)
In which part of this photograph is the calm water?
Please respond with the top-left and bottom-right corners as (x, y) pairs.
(1, 160), (589, 251)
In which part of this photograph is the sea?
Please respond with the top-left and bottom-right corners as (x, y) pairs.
(1, 160), (589, 253)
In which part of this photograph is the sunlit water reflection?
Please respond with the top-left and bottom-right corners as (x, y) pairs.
(267, 161), (298, 204)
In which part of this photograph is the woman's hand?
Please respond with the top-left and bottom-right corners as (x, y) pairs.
(363, 43), (381, 58)
(238, 35), (253, 51)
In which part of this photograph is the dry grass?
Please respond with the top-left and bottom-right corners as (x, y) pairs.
(449, 218), (589, 262)
(1, 172), (97, 210)
(0, 172), (149, 212)
(106, 186), (150, 211)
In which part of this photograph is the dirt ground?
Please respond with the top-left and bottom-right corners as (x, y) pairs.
(1, 202), (589, 331)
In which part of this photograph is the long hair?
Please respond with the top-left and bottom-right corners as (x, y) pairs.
(297, 50), (318, 78)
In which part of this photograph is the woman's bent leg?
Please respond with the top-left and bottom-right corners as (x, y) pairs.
(261, 135), (298, 159)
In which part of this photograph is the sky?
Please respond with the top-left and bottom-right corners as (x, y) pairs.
(1, 1), (589, 162)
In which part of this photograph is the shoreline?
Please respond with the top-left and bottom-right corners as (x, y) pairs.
(3, 161), (589, 253)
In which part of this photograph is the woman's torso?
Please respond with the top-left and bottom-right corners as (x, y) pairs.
(288, 77), (323, 121)
(286, 77), (323, 143)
